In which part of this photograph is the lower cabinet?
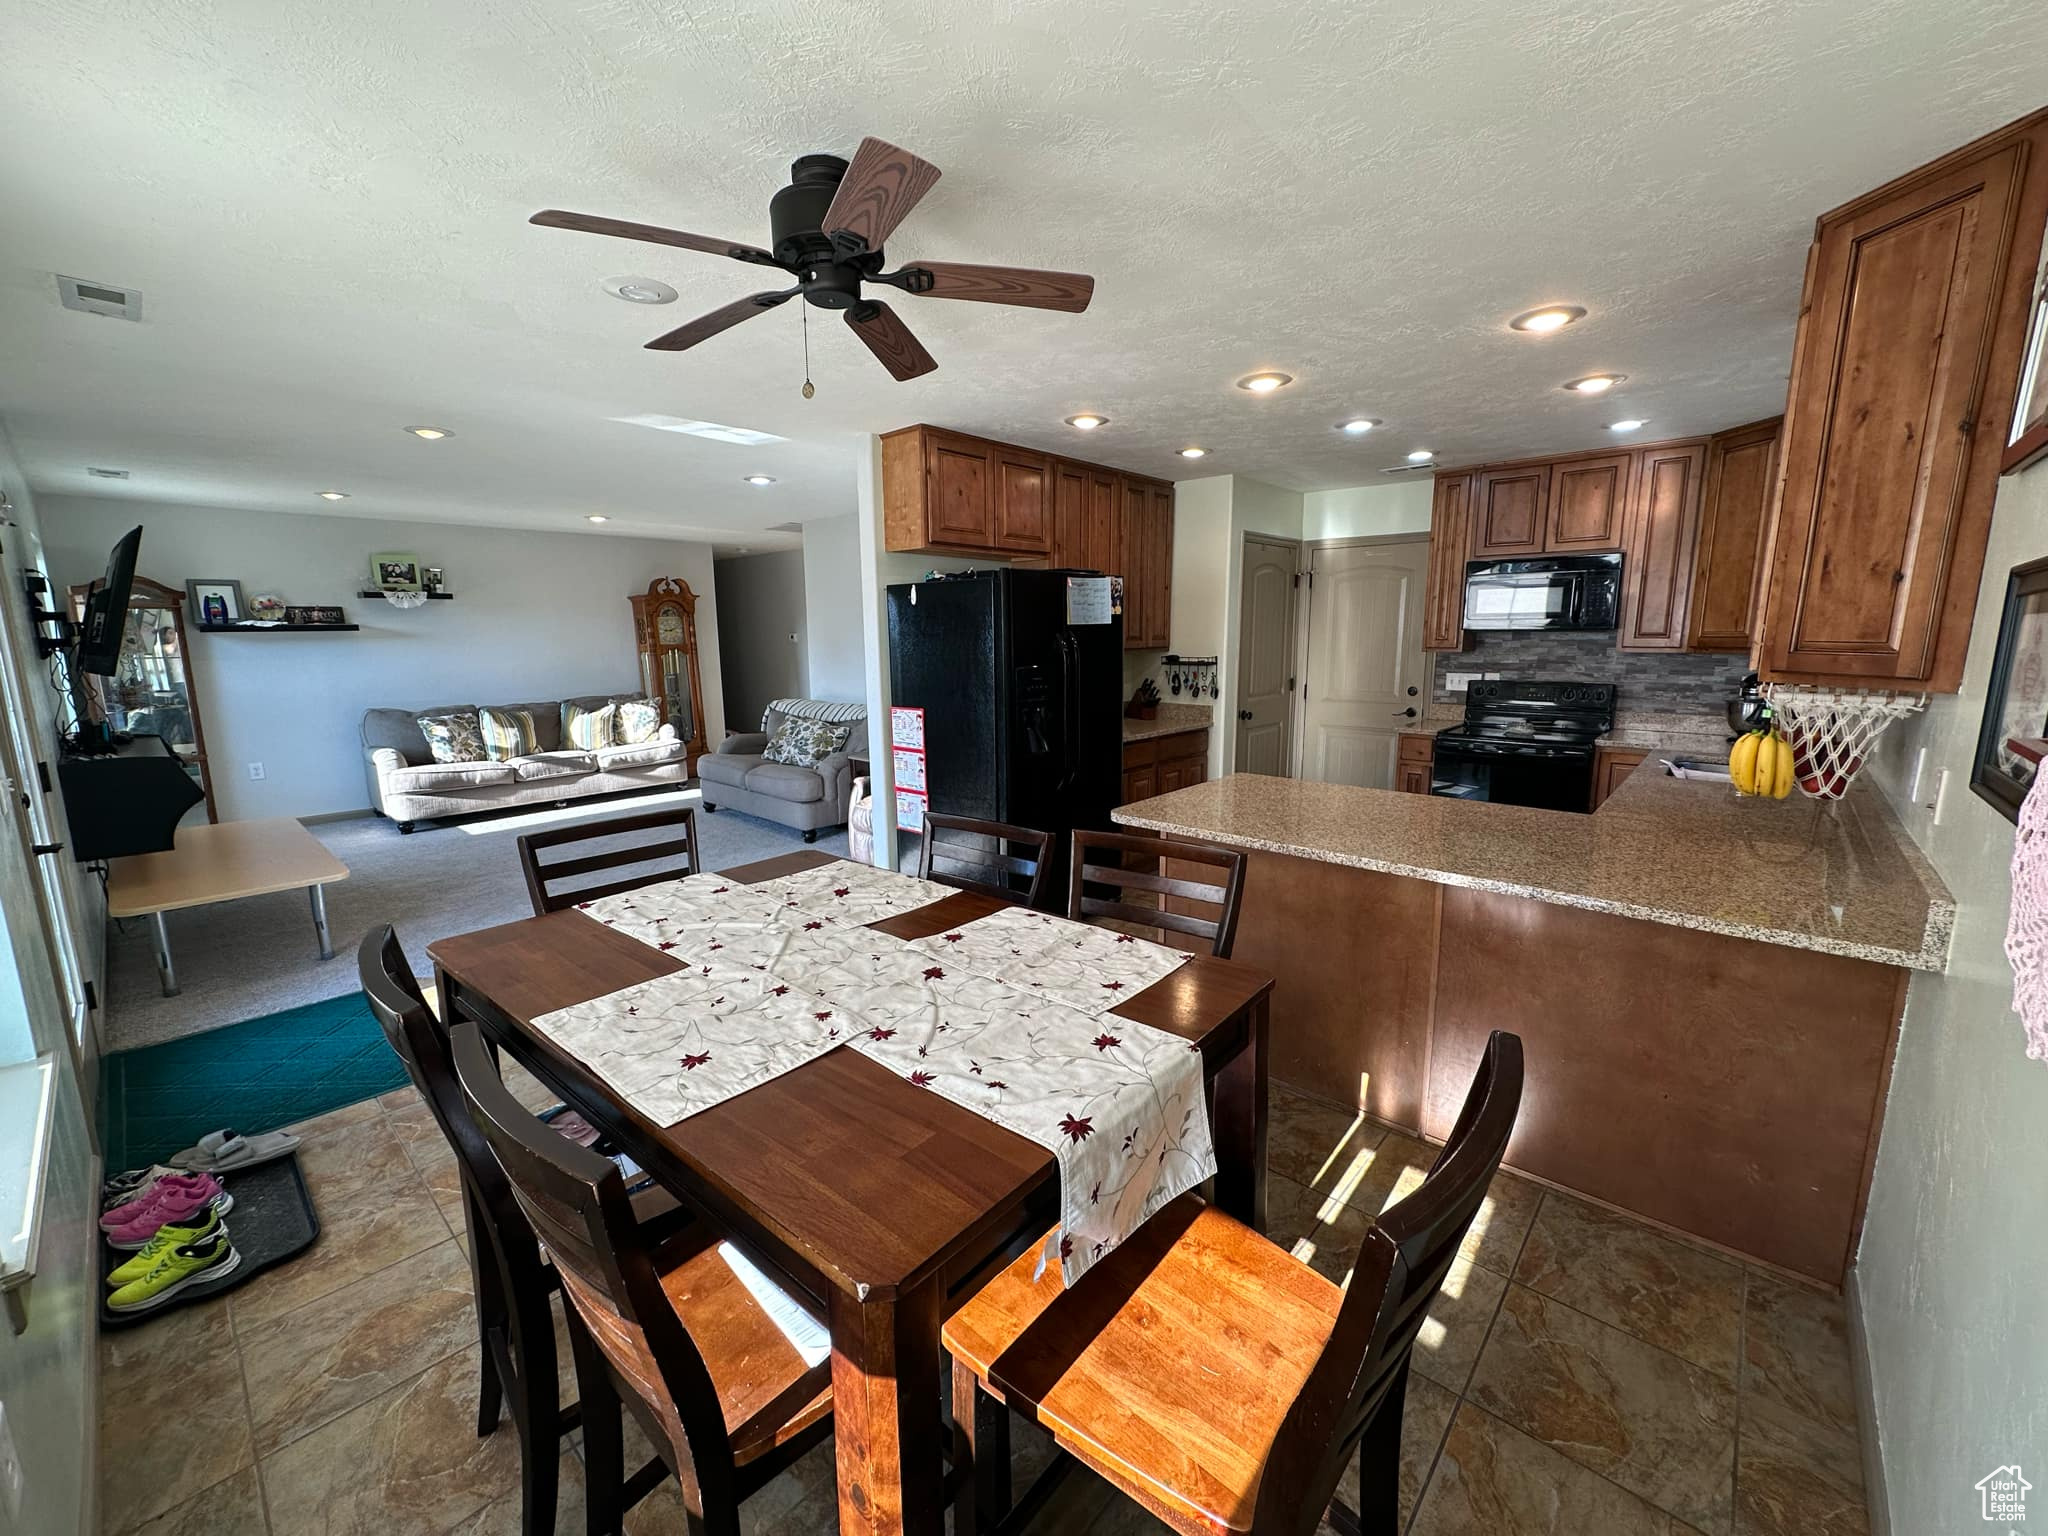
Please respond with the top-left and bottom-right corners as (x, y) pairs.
(1122, 729), (1209, 803)
(1591, 747), (1649, 809)
(1397, 732), (1434, 794)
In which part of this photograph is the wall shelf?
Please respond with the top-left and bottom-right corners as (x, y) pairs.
(358, 590), (454, 600)
(197, 622), (361, 633)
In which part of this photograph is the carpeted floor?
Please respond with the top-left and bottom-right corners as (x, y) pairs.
(103, 789), (849, 1052)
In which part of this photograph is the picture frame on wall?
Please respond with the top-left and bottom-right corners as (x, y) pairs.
(185, 578), (244, 627)
(1971, 555), (2048, 822)
(370, 552), (423, 591)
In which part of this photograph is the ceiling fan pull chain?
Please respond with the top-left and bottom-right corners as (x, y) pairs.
(801, 303), (815, 398)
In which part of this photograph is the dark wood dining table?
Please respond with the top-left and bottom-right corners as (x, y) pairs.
(427, 850), (1274, 1536)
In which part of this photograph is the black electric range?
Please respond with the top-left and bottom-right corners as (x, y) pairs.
(1431, 680), (1616, 812)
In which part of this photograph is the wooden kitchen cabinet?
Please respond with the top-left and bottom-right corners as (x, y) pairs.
(1397, 731), (1434, 794)
(991, 445), (1051, 553)
(1143, 482), (1174, 648)
(1122, 729), (1208, 803)
(1548, 453), (1633, 551)
(1591, 746), (1649, 809)
(1687, 417), (1781, 652)
(1469, 464), (1550, 557)
(1619, 443), (1706, 651)
(1757, 109), (2048, 692)
(1423, 472), (1473, 651)
(1051, 460), (1088, 569)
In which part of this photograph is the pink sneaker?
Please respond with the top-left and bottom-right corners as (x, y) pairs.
(103, 1178), (231, 1248)
(99, 1173), (215, 1231)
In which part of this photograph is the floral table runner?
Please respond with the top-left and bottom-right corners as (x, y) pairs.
(903, 905), (1193, 1015)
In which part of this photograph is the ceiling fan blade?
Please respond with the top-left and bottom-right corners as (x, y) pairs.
(845, 301), (937, 381)
(821, 138), (942, 253)
(530, 209), (780, 267)
(644, 290), (797, 352)
(896, 261), (1095, 313)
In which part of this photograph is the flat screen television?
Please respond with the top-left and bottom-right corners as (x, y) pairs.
(76, 525), (143, 677)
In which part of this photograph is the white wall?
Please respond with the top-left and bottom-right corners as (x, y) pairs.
(801, 514), (865, 706)
(1302, 479), (1434, 540)
(1162, 477), (1233, 776)
(42, 497), (726, 820)
(712, 550), (807, 730)
(1856, 464), (2048, 1533)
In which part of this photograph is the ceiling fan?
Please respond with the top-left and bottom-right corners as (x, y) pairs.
(531, 137), (1095, 382)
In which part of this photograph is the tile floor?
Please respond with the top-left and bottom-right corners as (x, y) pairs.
(99, 1078), (1871, 1536)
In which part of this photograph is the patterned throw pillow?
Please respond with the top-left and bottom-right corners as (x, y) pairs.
(615, 697), (662, 745)
(564, 701), (616, 750)
(417, 711), (485, 764)
(762, 717), (853, 769)
(477, 707), (539, 762)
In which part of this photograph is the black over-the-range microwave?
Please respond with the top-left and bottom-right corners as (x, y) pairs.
(1462, 552), (1622, 632)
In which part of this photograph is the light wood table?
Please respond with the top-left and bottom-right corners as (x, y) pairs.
(107, 818), (350, 996)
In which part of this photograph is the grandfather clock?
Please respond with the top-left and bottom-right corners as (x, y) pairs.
(629, 577), (709, 772)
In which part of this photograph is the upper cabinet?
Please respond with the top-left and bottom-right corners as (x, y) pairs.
(1686, 417), (1781, 652)
(883, 424), (1173, 651)
(1423, 471), (1473, 651)
(1548, 453), (1633, 551)
(1469, 465), (1550, 557)
(1618, 442), (1705, 650)
(1757, 110), (2048, 692)
(1469, 451), (1630, 558)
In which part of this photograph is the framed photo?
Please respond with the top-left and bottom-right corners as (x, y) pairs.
(370, 552), (423, 591)
(285, 604), (345, 626)
(184, 578), (244, 627)
(2006, 251), (2048, 475)
(1971, 555), (2048, 821)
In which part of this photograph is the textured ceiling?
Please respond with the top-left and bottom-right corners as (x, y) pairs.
(3, 0), (2047, 548)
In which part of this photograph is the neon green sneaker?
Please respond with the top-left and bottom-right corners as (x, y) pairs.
(106, 1230), (240, 1314)
(106, 1205), (224, 1286)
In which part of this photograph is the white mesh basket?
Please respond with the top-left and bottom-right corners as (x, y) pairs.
(382, 589), (429, 610)
(1760, 685), (1923, 799)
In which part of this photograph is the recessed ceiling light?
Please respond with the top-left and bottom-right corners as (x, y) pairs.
(1178, 447), (1207, 459)
(1561, 374), (1625, 395)
(1338, 418), (1381, 435)
(1607, 419), (1646, 433)
(1406, 449), (1435, 463)
(586, 514), (609, 523)
(1236, 372), (1293, 393)
(602, 276), (679, 305)
(1509, 305), (1587, 334)
(1065, 414), (1108, 430)
(743, 475), (777, 486)
(317, 490), (349, 501)
(403, 425), (453, 440)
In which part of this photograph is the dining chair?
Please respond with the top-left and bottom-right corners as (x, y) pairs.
(918, 812), (1054, 907)
(945, 1029), (1524, 1536)
(448, 1016), (836, 1536)
(518, 803), (702, 915)
(1066, 829), (1249, 958)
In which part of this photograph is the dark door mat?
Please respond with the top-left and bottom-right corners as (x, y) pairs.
(99, 1154), (320, 1329)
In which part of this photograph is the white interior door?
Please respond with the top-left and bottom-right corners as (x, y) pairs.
(1234, 535), (1299, 776)
(1298, 539), (1429, 789)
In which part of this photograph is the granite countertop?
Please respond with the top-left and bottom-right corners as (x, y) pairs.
(1114, 769), (1954, 971)
(1123, 703), (1214, 744)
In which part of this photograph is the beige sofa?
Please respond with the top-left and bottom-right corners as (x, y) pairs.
(697, 697), (866, 842)
(362, 694), (689, 832)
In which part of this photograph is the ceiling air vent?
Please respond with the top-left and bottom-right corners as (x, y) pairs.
(87, 467), (130, 479)
(1379, 461), (1437, 475)
(57, 275), (142, 321)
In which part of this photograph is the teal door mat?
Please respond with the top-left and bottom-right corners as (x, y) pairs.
(101, 991), (407, 1171)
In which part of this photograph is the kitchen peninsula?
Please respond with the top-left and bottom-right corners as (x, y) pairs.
(1114, 768), (1954, 1284)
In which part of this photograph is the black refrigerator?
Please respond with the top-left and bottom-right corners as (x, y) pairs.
(886, 568), (1124, 884)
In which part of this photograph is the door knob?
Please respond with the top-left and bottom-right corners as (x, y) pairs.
(1238, 709), (1253, 721)
(1393, 707), (1417, 718)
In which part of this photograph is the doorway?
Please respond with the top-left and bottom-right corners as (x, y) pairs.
(1296, 536), (1430, 789)
(1233, 534), (1299, 776)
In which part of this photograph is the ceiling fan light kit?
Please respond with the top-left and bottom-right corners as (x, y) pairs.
(532, 137), (1096, 382)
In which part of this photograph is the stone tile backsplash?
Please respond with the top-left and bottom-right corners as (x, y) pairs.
(1431, 631), (1750, 713)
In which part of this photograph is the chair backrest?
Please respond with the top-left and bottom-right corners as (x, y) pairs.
(918, 812), (1053, 907)
(1254, 1030), (1525, 1534)
(518, 804), (702, 914)
(449, 1018), (744, 1514)
(1066, 830), (1248, 959)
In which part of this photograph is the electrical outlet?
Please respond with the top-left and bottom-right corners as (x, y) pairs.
(1930, 766), (1951, 827)
(247, 762), (266, 780)
(1445, 672), (1478, 691)
(0, 1399), (24, 1523)
(1906, 746), (1927, 803)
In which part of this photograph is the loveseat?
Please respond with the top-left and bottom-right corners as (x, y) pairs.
(362, 694), (690, 832)
(696, 697), (866, 842)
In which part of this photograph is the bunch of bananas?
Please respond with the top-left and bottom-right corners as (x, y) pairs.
(1729, 728), (1794, 798)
